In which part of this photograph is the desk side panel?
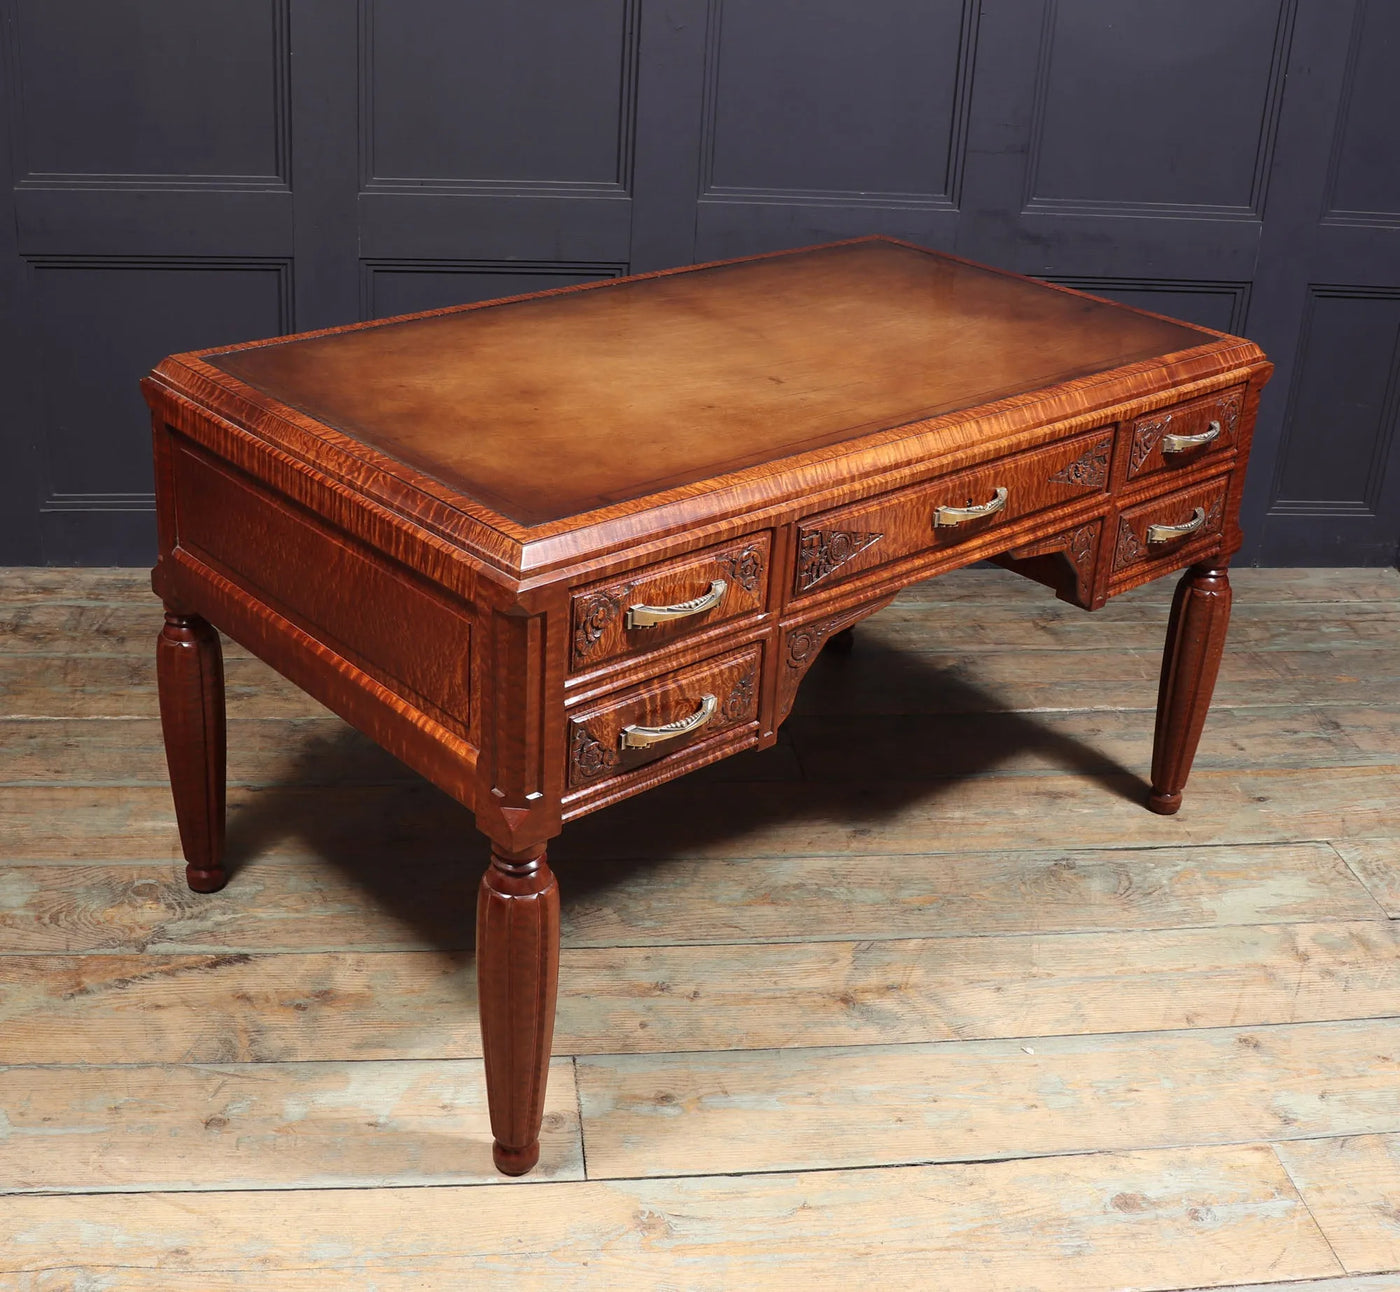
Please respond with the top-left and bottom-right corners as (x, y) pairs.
(152, 422), (481, 804)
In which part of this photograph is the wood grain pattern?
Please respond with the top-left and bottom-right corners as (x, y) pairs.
(1332, 841), (1400, 918)
(0, 843), (1377, 956)
(0, 1058), (583, 1192)
(576, 1018), (1400, 1179)
(1275, 1135), (1400, 1275)
(5, 919), (1396, 1066)
(0, 1146), (1340, 1290)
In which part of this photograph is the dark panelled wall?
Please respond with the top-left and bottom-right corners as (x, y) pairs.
(1, 0), (1397, 566)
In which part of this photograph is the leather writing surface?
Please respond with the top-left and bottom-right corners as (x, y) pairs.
(212, 241), (1210, 527)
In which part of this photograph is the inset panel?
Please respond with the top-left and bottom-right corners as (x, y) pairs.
(1271, 288), (1400, 513)
(362, 262), (623, 320)
(1027, 0), (1293, 214)
(363, 0), (637, 188)
(29, 258), (289, 499)
(10, 0), (287, 184)
(703, 0), (974, 200)
(1045, 278), (1250, 335)
(1324, 0), (1400, 223)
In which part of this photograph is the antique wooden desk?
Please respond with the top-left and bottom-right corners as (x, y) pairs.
(144, 238), (1270, 1176)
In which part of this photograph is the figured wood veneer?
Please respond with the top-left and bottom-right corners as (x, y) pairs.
(143, 235), (1271, 1180)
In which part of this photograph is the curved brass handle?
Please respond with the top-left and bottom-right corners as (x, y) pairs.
(934, 486), (1009, 528)
(1162, 420), (1221, 454)
(1146, 507), (1207, 544)
(626, 580), (727, 629)
(620, 693), (718, 749)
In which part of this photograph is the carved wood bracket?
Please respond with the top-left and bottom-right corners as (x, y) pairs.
(994, 520), (1102, 608)
(775, 596), (896, 728)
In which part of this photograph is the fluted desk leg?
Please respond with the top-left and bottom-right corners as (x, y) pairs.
(156, 610), (228, 893)
(1149, 563), (1232, 815)
(477, 841), (560, 1176)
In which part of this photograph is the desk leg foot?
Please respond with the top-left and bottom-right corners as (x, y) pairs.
(156, 611), (227, 893)
(478, 841), (559, 1177)
(1149, 563), (1231, 815)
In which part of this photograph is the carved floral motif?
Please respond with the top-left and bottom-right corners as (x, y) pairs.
(1067, 522), (1098, 592)
(718, 544), (766, 595)
(796, 528), (883, 591)
(572, 588), (628, 664)
(723, 667), (757, 722)
(569, 724), (618, 782)
(1050, 437), (1112, 489)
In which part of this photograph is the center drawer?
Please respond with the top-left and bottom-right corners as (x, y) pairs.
(793, 427), (1114, 596)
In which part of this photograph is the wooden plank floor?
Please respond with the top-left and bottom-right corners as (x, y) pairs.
(2, 565), (1399, 1291)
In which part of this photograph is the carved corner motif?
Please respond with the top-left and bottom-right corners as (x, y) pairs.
(1128, 416), (1169, 476)
(1219, 390), (1243, 433)
(796, 528), (883, 592)
(723, 667), (758, 722)
(1067, 522), (1099, 596)
(776, 601), (888, 727)
(572, 587), (628, 665)
(1113, 516), (1146, 570)
(1049, 436), (1112, 489)
(568, 723), (618, 784)
(718, 544), (766, 595)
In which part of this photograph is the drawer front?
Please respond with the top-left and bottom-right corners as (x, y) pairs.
(794, 427), (1113, 595)
(570, 535), (770, 674)
(1126, 386), (1243, 482)
(566, 644), (761, 790)
(1112, 473), (1231, 582)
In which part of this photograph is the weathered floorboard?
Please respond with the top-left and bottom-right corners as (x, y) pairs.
(0, 1058), (583, 1192)
(1275, 1135), (1400, 1276)
(576, 1018), (1400, 1179)
(0, 844), (1379, 953)
(2, 920), (1397, 1065)
(0, 1144), (1341, 1291)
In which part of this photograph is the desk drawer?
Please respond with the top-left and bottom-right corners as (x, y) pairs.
(1125, 386), (1243, 482)
(566, 644), (761, 790)
(570, 535), (770, 674)
(794, 427), (1113, 595)
(1112, 473), (1230, 583)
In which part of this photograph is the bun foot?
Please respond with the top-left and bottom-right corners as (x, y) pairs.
(1147, 790), (1182, 816)
(492, 1139), (541, 1176)
(185, 864), (228, 893)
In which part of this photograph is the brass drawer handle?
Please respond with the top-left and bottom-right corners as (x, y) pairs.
(619, 693), (718, 749)
(934, 486), (1009, 528)
(626, 580), (727, 629)
(1161, 420), (1221, 454)
(1146, 506), (1207, 544)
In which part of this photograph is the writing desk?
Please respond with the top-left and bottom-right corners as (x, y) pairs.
(144, 237), (1270, 1175)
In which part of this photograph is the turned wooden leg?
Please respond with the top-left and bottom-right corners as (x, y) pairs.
(155, 610), (227, 892)
(477, 841), (560, 1176)
(1149, 563), (1232, 815)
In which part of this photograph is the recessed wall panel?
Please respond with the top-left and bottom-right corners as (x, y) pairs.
(1273, 289), (1400, 510)
(365, 0), (635, 186)
(13, 0), (286, 182)
(705, 0), (971, 198)
(31, 259), (288, 499)
(1029, 0), (1290, 212)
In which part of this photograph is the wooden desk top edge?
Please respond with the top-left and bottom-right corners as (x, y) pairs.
(145, 236), (1267, 587)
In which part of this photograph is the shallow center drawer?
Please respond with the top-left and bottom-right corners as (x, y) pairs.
(793, 427), (1114, 595)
